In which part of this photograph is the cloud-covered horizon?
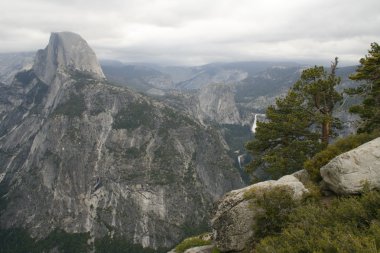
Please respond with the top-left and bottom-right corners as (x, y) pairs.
(0, 0), (379, 66)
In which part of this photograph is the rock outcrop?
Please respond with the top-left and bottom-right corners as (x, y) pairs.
(156, 84), (242, 126)
(197, 84), (241, 124)
(0, 32), (244, 250)
(184, 245), (214, 253)
(33, 32), (105, 84)
(321, 137), (380, 194)
(211, 174), (308, 252)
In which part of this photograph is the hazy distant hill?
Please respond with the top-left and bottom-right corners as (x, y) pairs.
(0, 52), (35, 84)
(101, 63), (174, 92)
(101, 61), (300, 91)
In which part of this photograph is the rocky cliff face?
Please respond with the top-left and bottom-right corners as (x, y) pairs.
(33, 32), (105, 84)
(197, 84), (241, 125)
(155, 84), (241, 126)
(0, 32), (243, 250)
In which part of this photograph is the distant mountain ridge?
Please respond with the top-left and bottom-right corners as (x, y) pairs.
(101, 60), (301, 92)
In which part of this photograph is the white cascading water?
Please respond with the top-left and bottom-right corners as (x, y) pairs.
(237, 155), (245, 169)
(251, 113), (265, 133)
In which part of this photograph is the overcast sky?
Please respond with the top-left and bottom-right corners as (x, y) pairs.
(0, 0), (379, 66)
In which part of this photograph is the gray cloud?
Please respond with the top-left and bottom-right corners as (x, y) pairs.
(0, 0), (379, 66)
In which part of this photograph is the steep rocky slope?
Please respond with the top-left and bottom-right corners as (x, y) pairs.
(197, 84), (241, 125)
(156, 84), (241, 126)
(0, 32), (243, 250)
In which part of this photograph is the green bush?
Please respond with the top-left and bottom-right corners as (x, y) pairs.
(211, 247), (221, 253)
(174, 235), (211, 253)
(304, 132), (380, 182)
(246, 186), (300, 242)
(302, 181), (322, 203)
(254, 190), (380, 253)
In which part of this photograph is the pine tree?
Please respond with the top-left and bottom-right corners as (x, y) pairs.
(245, 89), (323, 179)
(347, 42), (380, 133)
(293, 57), (342, 143)
(246, 60), (342, 179)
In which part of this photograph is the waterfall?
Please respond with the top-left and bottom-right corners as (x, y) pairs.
(251, 113), (265, 133)
(237, 155), (245, 169)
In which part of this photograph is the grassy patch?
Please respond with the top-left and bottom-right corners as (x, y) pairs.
(211, 247), (221, 253)
(174, 235), (211, 253)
